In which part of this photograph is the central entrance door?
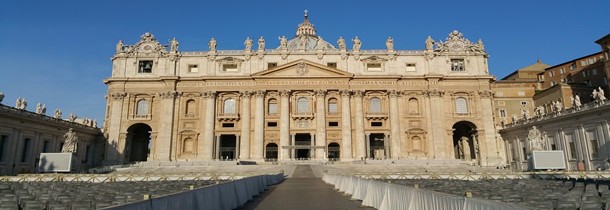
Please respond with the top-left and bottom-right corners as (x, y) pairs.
(295, 133), (311, 160)
(369, 133), (386, 159)
(219, 135), (236, 160)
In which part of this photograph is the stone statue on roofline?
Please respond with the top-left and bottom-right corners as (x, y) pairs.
(61, 128), (78, 154)
(244, 37), (253, 52)
(35, 103), (46, 115)
(425, 36), (434, 51)
(54, 109), (62, 119)
(0, 92), (4, 103)
(337, 37), (346, 51)
(386, 37), (394, 52)
(598, 87), (607, 103)
(279, 36), (288, 50)
(68, 113), (77, 122)
(258, 36), (265, 51)
(169, 38), (179, 53)
(115, 40), (124, 54)
(352, 36), (361, 52)
(208, 38), (217, 52)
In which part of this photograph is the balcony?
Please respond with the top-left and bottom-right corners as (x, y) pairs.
(365, 112), (388, 120)
(217, 113), (240, 121)
(131, 114), (151, 120)
(291, 112), (314, 120)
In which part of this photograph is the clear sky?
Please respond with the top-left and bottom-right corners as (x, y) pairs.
(0, 0), (608, 125)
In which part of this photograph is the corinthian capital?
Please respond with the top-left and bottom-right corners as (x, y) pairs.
(254, 90), (266, 98)
(315, 89), (326, 97)
(478, 90), (493, 98)
(109, 92), (127, 100)
(158, 91), (180, 99)
(279, 89), (291, 97)
(240, 91), (252, 98)
(202, 91), (216, 99)
(387, 90), (399, 98)
(352, 90), (364, 98)
(339, 89), (351, 97)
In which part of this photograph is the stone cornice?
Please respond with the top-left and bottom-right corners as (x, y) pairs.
(0, 104), (102, 135)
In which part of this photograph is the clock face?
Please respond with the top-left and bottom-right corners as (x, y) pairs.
(140, 44), (154, 53)
(449, 41), (465, 51)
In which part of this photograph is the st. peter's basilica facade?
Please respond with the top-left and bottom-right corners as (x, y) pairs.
(103, 13), (504, 166)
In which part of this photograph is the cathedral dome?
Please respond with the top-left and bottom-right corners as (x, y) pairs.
(277, 11), (336, 51)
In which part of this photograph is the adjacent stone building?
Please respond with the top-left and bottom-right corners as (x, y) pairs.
(103, 13), (504, 166)
(0, 95), (104, 175)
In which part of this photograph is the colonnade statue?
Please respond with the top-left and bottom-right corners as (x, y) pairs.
(61, 128), (79, 154)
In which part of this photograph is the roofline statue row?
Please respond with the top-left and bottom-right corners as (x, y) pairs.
(113, 12), (486, 57)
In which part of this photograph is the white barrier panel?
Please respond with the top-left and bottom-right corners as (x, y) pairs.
(108, 173), (283, 210)
(323, 174), (529, 210)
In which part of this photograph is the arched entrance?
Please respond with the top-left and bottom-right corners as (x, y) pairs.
(452, 121), (478, 161)
(219, 135), (236, 160)
(126, 123), (152, 163)
(328, 143), (340, 161)
(265, 143), (278, 161)
(369, 133), (386, 159)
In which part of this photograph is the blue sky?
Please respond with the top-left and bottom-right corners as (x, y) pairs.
(0, 0), (608, 125)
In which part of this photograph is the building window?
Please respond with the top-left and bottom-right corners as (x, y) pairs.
(570, 63), (577, 70)
(267, 62), (277, 69)
(408, 98), (419, 115)
(550, 81), (556, 86)
(366, 63), (382, 71)
(327, 62), (337, 68)
(138, 60), (153, 73)
(297, 97), (309, 113)
(406, 63), (416, 72)
(455, 97), (468, 114)
(549, 71), (554, 77)
(370, 97), (381, 113)
(42, 140), (50, 153)
(559, 68), (565, 74)
(268, 99), (278, 114)
(451, 59), (465, 71)
(222, 123), (234, 128)
(328, 98), (338, 114)
(499, 109), (506, 118)
(222, 64), (238, 72)
(329, 122), (339, 127)
(223, 98), (236, 114)
(592, 69), (598, 75)
(188, 65), (199, 73)
(185, 99), (196, 115)
(267, 122), (277, 127)
(21, 138), (31, 162)
(520, 101), (527, 106)
(0, 135), (7, 161)
(136, 99), (149, 116)
(587, 131), (599, 159)
(371, 122), (383, 127)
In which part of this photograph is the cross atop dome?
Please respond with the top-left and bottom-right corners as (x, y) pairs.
(296, 9), (316, 37)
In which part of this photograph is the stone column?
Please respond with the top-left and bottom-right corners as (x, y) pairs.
(365, 134), (370, 158)
(252, 90), (265, 161)
(106, 92), (127, 164)
(215, 135), (221, 159)
(388, 90), (401, 159)
(235, 135), (240, 160)
(201, 91), (216, 160)
(156, 91), (179, 161)
(279, 90), (291, 160)
(239, 91), (252, 160)
(384, 134), (389, 159)
(311, 133), (316, 159)
(427, 90), (445, 158)
(291, 134), (296, 159)
(478, 90), (499, 166)
(340, 90), (353, 161)
(353, 90), (366, 159)
(315, 90), (327, 160)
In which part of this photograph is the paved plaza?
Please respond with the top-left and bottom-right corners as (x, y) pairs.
(237, 165), (373, 210)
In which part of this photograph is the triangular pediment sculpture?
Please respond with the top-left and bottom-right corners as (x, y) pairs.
(251, 59), (353, 78)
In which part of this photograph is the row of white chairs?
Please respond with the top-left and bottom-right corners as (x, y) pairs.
(322, 174), (528, 210)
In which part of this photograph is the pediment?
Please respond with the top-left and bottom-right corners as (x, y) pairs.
(251, 59), (353, 78)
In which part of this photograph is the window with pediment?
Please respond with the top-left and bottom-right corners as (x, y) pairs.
(297, 97), (310, 113)
(136, 99), (149, 115)
(370, 97), (381, 113)
(328, 98), (338, 114)
(268, 99), (278, 114)
(455, 97), (468, 114)
(223, 98), (236, 114)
